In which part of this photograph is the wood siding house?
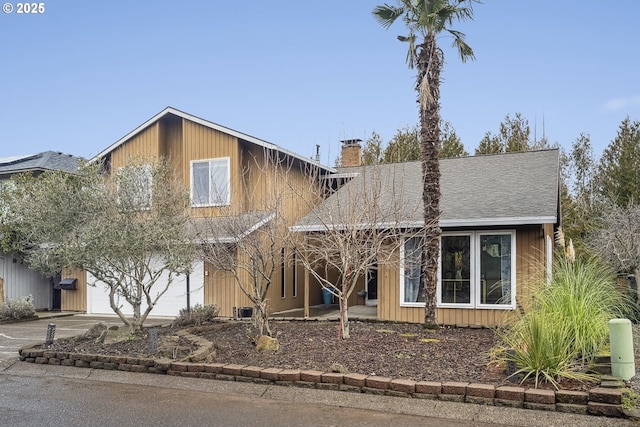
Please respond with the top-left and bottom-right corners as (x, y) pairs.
(292, 148), (561, 327)
(60, 107), (333, 317)
(56, 108), (560, 327)
(0, 151), (80, 310)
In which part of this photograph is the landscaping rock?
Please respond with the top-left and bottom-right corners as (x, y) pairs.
(83, 323), (108, 340)
(101, 325), (136, 345)
(256, 335), (279, 351)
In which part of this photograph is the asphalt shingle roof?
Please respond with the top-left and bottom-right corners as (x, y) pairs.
(0, 151), (80, 177)
(293, 149), (559, 230)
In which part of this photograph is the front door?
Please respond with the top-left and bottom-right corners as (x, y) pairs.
(366, 266), (378, 307)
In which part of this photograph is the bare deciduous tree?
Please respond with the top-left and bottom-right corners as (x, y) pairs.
(588, 204), (640, 295)
(193, 150), (300, 339)
(289, 162), (428, 339)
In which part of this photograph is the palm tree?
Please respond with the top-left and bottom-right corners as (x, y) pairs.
(373, 0), (476, 326)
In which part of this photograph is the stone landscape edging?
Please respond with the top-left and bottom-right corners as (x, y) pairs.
(18, 344), (628, 419)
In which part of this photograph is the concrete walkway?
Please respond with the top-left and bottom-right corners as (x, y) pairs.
(0, 313), (172, 360)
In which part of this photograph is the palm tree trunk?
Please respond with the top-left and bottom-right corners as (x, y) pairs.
(417, 34), (442, 328)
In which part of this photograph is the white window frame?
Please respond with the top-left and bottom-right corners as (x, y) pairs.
(400, 230), (516, 310)
(399, 236), (424, 307)
(292, 251), (298, 298)
(280, 247), (286, 299)
(190, 157), (231, 207)
(436, 232), (475, 309)
(473, 230), (516, 309)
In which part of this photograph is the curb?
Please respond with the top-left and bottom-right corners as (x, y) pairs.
(18, 344), (632, 420)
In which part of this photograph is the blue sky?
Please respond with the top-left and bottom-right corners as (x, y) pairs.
(1, 1), (638, 164)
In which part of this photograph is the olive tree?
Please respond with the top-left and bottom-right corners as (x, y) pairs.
(0, 158), (195, 329)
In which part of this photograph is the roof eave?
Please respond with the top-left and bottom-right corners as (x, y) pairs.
(440, 216), (558, 228)
(289, 216), (558, 232)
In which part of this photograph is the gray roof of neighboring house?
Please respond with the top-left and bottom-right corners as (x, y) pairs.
(0, 151), (80, 177)
(292, 149), (560, 230)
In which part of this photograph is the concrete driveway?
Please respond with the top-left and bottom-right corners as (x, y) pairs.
(0, 313), (173, 359)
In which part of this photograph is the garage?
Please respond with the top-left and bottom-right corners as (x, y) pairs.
(86, 260), (204, 317)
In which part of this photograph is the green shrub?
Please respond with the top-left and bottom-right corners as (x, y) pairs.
(173, 304), (219, 327)
(499, 256), (630, 388)
(0, 295), (36, 321)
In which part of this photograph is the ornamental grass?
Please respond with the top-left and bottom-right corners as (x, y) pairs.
(499, 255), (631, 388)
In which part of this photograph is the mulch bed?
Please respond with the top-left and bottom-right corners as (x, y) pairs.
(45, 319), (602, 391)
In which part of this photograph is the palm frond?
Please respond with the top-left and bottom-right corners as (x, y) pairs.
(372, 4), (405, 29)
(448, 29), (475, 62)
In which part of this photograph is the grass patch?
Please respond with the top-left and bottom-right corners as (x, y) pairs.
(622, 389), (640, 409)
(376, 329), (396, 334)
(419, 338), (440, 343)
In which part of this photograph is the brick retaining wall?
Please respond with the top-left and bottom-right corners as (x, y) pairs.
(18, 345), (626, 418)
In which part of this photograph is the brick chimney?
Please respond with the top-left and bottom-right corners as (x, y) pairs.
(340, 139), (362, 167)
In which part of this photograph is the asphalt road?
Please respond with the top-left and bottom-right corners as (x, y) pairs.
(0, 362), (634, 427)
(0, 369), (495, 427)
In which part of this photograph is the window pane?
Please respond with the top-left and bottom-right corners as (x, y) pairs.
(440, 235), (471, 304)
(480, 234), (512, 305)
(403, 237), (425, 303)
(192, 162), (210, 205)
(210, 160), (229, 205)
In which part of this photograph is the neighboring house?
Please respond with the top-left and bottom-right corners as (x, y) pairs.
(292, 145), (560, 327)
(60, 107), (334, 317)
(0, 151), (80, 310)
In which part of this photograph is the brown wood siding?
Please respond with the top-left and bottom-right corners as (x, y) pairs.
(159, 115), (184, 182)
(203, 262), (237, 317)
(240, 143), (268, 213)
(90, 115), (328, 318)
(379, 225), (548, 327)
(60, 267), (87, 311)
(110, 123), (160, 168)
(182, 119), (241, 218)
(233, 145), (325, 315)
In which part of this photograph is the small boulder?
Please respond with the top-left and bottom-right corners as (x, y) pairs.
(102, 325), (136, 345)
(83, 323), (108, 339)
(330, 363), (349, 374)
(256, 335), (279, 352)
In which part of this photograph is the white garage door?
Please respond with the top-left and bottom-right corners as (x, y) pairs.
(87, 259), (204, 317)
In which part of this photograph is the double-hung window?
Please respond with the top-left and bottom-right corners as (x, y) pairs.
(191, 157), (230, 207)
(400, 230), (516, 309)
